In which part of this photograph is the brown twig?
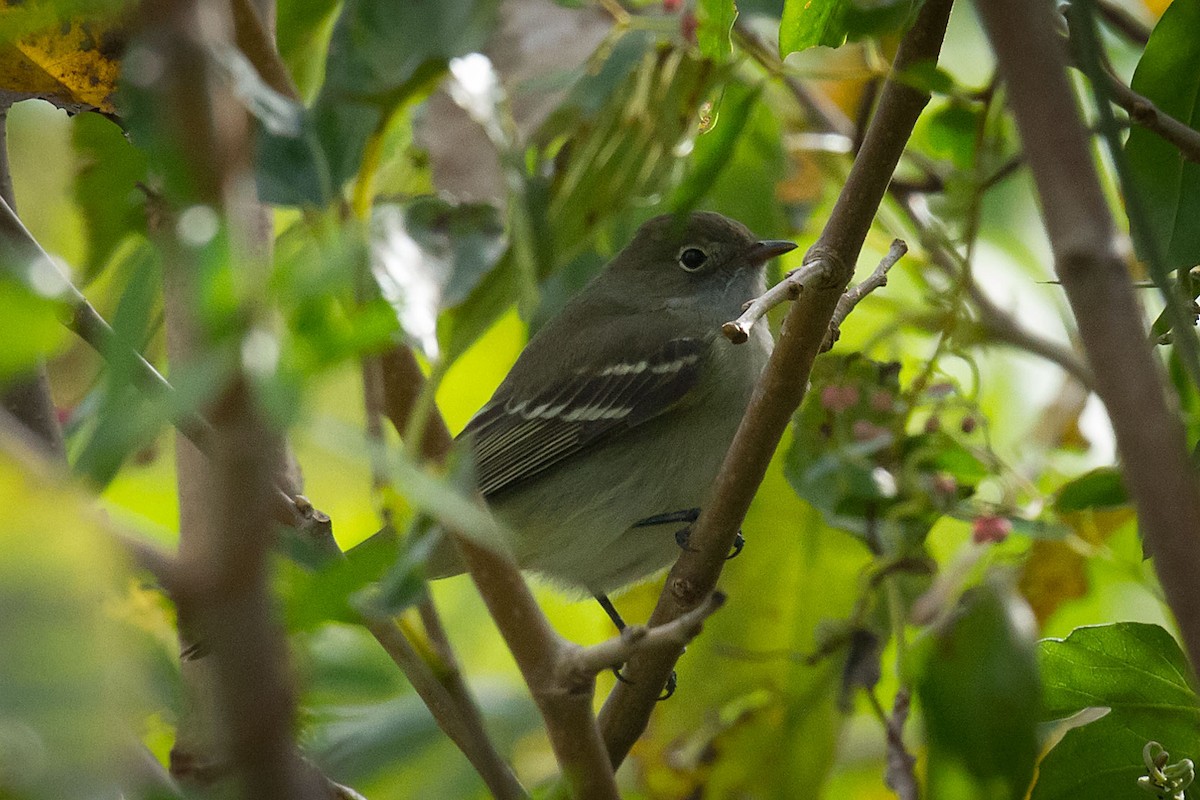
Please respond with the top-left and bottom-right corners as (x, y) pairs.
(824, 239), (908, 350)
(895, 194), (1095, 389)
(721, 259), (830, 344)
(597, 0), (955, 767)
(359, 351), (525, 798)
(1096, 0), (1151, 45)
(870, 688), (918, 800)
(557, 592), (725, 690)
(0, 191), (317, 532)
(1062, 21), (1200, 164)
(0, 106), (65, 458)
(376, 345), (627, 800)
(139, 0), (328, 794)
(975, 0), (1200, 676)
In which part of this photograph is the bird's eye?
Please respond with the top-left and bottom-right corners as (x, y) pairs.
(678, 247), (708, 272)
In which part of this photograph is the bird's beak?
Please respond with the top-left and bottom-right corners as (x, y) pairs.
(746, 239), (798, 265)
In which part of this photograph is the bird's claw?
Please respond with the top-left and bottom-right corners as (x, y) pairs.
(610, 665), (677, 701)
(674, 526), (745, 560)
(726, 530), (745, 560)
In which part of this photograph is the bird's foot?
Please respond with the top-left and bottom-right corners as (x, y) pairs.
(674, 526), (745, 560)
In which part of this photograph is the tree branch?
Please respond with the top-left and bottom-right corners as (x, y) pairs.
(823, 239), (908, 350)
(138, 0), (328, 795)
(597, 0), (955, 767)
(0, 105), (65, 458)
(1063, 20), (1200, 164)
(975, 0), (1200, 675)
(375, 345), (623, 800)
(360, 352), (525, 799)
(895, 194), (1095, 389)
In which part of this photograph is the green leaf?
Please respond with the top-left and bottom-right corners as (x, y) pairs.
(1124, 0), (1200, 270)
(1053, 467), (1130, 513)
(256, 103), (337, 207)
(70, 112), (149, 279)
(276, 0), (341, 100)
(311, 0), (499, 192)
(0, 279), (68, 380)
(697, 0), (737, 61)
(670, 81), (762, 213)
(919, 102), (978, 171)
(279, 528), (399, 632)
(369, 196), (507, 360)
(844, 0), (918, 41)
(0, 446), (153, 800)
(780, 0), (850, 55)
(1032, 623), (1200, 800)
(916, 584), (1042, 800)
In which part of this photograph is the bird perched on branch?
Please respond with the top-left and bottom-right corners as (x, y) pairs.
(428, 211), (795, 620)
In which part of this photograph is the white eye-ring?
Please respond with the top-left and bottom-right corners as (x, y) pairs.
(678, 246), (709, 272)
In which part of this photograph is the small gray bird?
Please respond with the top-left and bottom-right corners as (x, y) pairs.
(428, 211), (795, 603)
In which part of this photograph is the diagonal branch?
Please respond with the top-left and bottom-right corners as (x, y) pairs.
(375, 345), (623, 800)
(596, 0), (956, 767)
(975, 0), (1200, 675)
(1061, 19), (1200, 164)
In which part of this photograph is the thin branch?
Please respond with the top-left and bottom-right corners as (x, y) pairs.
(360, 350), (524, 799)
(1096, 0), (1151, 45)
(376, 345), (621, 800)
(975, 0), (1200, 676)
(0, 192), (323, 536)
(824, 239), (908, 350)
(721, 259), (832, 344)
(140, 0), (327, 794)
(1063, 23), (1200, 164)
(866, 688), (918, 800)
(896, 194), (1095, 389)
(557, 592), (725, 690)
(0, 105), (65, 458)
(597, 0), (956, 767)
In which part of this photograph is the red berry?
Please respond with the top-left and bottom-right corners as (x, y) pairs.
(681, 10), (697, 43)
(972, 515), (1011, 544)
(961, 416), (977, 434)
(663, 0), (683, 10)
(869, 390), (893, 413)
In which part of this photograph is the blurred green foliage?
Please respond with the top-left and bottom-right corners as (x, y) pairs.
(1, 0), (1196, 799)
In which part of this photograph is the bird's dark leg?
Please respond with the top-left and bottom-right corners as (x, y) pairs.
(634, 507), (745, 560)
(595, 593), (627, 632)
(594, 594), (677, 700)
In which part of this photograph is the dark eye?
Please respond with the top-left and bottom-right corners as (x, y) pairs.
(678, 247), (708, 272)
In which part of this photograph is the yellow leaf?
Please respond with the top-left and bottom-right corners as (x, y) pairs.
(1019, 508), (1133, 625)
(0, 2), (130, 113)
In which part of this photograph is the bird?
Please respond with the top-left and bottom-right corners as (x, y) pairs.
(427, 211), (796, 616)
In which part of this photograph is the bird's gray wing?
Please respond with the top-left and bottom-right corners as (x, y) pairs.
(461, 337), (707, 498)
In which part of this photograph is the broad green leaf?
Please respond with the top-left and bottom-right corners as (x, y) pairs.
(670, 81), (762, 213)
(278, 527), (399, 632)
(311, 0), (499, 193)
(0, 440), (152, 800)
(1032, 623), (1200, 800)
(1124, 0), (1200, 270)
(276, 0), (341, 101)
(0, 280), (67, 380)
(369, 197), (507, 361)
(916, 584), (1042, 800)
(70, 112), (149, 279)
(697, 0), (737, 61)
(1054, 467), (1129, 513)
(780, 0), (850, 55)
(844, 0), (918, 41)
